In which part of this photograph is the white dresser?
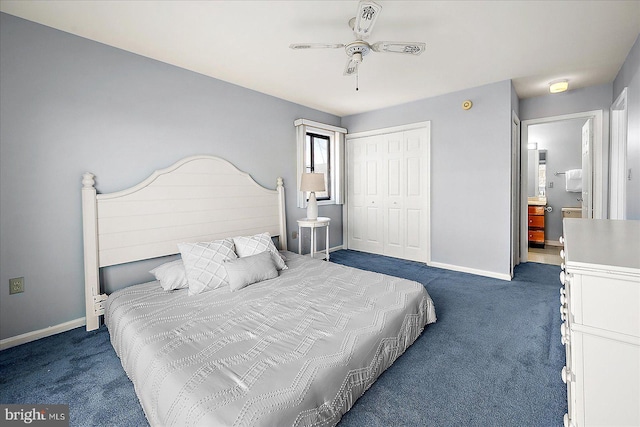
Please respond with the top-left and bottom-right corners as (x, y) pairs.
(560, 219), (640, 427)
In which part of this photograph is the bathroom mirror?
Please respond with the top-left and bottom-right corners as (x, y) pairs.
(527, 148), (547, 197)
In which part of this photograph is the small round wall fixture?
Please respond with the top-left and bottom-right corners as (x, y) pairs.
(462, 100), (473, 110)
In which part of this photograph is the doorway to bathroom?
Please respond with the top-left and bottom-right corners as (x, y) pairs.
(520, 110), (605, 265)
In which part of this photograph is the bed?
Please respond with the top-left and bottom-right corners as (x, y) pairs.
(81, 155), (436, 426)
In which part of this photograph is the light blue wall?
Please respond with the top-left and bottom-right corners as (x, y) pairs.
(341, 80), (514, 278)
(519, 83), (613, 121)
(0, 13), (343, 340)
(613, 35), (640, 220)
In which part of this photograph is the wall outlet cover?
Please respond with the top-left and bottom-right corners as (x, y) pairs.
(9, 277), (24, 294)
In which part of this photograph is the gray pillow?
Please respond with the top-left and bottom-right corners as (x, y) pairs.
(224, 250), (278, 292)
(233, 232), (288, 270)
(149, 259), (188, 291)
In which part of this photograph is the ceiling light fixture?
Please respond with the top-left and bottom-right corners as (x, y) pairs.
(549, 80), (569, 94)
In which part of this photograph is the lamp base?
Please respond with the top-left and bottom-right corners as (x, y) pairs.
(307, 192), (318, 220)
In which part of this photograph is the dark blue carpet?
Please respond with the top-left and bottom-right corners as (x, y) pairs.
(0, 250), (566, 426)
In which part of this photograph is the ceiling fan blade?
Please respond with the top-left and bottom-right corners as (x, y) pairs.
(289, 43), (344, 50)
(353, 0), (382, 38)
(371, 41), (426, 55)
(343, 58), (360, 76)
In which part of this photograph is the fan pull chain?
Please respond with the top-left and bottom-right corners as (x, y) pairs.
(356, 69), (359, 91)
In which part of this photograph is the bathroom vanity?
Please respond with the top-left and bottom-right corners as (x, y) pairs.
(528, 197), (546, 246)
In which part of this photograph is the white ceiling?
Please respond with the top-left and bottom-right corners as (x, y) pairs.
(1, 0), (639, 116)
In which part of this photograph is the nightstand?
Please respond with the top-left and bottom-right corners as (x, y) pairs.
(297, 217), (330, 260)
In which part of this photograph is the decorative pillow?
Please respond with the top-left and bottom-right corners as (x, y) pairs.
(224, 251), (278, 292)
(178, 239), (237, 295)
(149, 259), (188, 291)
(233, 232), (287, 270)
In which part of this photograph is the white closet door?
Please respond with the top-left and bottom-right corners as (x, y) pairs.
(348, 136), (383, 254)
(347, 124), (430, 262)
(383, 133), (405, 258)
(402, 128), (429, 262)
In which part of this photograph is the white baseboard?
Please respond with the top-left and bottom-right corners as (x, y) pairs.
(428, 261), (512, 281)
(329, 245), (344, 253)
(545, 240), (562, 247)
(0, 317), (86, 351)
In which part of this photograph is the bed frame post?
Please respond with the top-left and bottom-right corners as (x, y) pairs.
(277, 177), (288, 250)
(82, 173), (102, 331)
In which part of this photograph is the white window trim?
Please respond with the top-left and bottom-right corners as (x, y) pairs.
(294, 119), (347, 209)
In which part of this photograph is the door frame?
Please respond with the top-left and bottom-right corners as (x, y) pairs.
(511, 111), (521, 275)
(343, 121), (431, 264)
(610, 88), (628, 219)
(520, 110), (605, 263)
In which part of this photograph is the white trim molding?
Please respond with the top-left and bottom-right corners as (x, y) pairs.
(295, 119), (347, 209)
(429, 261), (512, 281)
(293, 119), (346, 134)
(520, 110), (606, 263)
(610, 88), (628, 220)
(0, 318), (86, 351)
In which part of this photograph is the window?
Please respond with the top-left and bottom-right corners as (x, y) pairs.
(305, 133), (331, 200)
(294, 119), (347, 209)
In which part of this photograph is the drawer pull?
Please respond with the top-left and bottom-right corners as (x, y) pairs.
(561, 366), (572, 383)
(560, 294), (566, 305)
(560, 262), (565, 271)
(564, 413), (573, 427)
(559, 236), (564, 245)
(559, 271), (565, 285)
(560, 287), (565, 297)
(560, 323), (569, 345)
(560, 249), (565, 260)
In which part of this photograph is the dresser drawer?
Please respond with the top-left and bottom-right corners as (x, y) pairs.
(528, 205), (545, 215)
(528, 215), (544, 228)
(528, 230), (544, 243)
(570, 273), (640, 337)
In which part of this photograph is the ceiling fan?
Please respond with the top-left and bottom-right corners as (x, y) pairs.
(290, 0), (426, 78)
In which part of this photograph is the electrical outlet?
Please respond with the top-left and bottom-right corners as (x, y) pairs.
(549, 181), (554, 188)
(9, 277), (24, 294)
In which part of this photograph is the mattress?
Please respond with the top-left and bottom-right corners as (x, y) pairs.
(105, 251), (436, 426)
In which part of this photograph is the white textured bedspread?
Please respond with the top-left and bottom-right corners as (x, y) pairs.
(105, 251), (436, 427)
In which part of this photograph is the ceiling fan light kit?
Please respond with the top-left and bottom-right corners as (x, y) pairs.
(290, 0), (426, 83)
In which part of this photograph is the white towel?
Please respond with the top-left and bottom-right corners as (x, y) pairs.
(565, 169), (582, 192)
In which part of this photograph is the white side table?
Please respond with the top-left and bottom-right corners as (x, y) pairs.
(297, 217), (330, 260)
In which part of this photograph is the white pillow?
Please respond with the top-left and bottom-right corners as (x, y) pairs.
(178, 239), (237, 295)
(233, 232), (287, 270)
(224, 251), (278, 292)
(149, 260), (188, 291)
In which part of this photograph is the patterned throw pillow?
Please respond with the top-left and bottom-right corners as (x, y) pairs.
(233, 232), (287, 270)
(178, 239), (237, 295)
(224, 251), (278, 292)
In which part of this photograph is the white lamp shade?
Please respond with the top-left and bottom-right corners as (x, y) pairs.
(300, 173), (326, 192)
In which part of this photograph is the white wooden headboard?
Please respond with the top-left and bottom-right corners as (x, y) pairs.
(81, 155), (287, 330)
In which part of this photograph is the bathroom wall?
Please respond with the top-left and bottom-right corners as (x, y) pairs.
(528, 118), (586, 242)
